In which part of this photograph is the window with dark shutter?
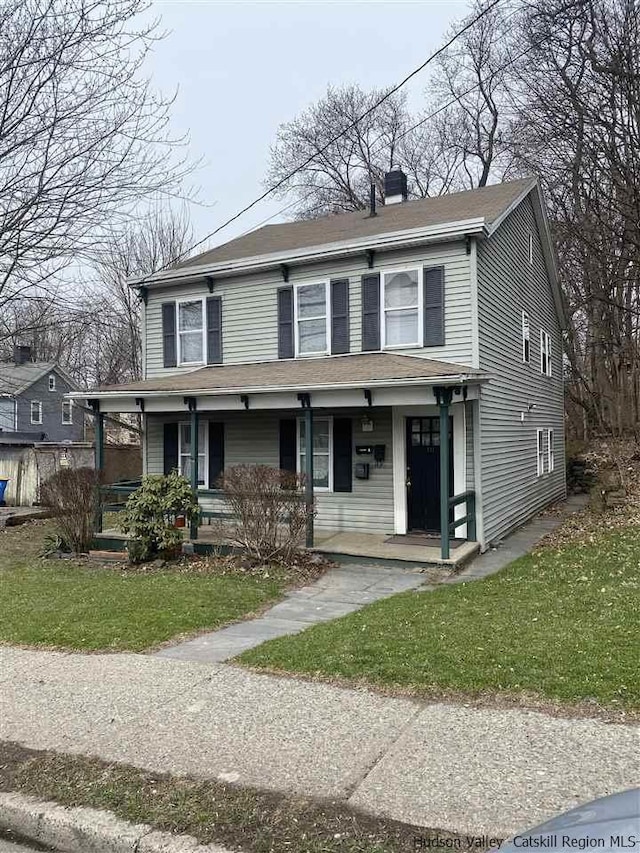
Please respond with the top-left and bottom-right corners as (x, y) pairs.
(423, 266), (445, 347)
(277, 287), (294, 359)
(361, 273), (381, 351)
(206, 296), (222, 364)
(279, 419), (297, 472)
(163, 422), (179, 474)
(208, 422), (224, 487)
(333, 418), (353, 492)
(331, 279), (350, 354)
(162, 303), (177, 367)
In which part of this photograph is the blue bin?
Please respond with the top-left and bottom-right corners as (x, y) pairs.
(0, 478), (9, 505)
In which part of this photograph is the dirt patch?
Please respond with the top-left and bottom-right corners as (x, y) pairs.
(0, 742), (471, 853)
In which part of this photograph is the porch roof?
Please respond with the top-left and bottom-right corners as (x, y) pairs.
(79, 353), (486, 400)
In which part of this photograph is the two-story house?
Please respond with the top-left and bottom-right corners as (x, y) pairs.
(79, 173), (566, 560)
(0, 347), (84, 443)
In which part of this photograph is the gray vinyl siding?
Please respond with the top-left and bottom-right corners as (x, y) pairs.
(15, 370), (83, 442)
(477, 197), (566, 544)
(145, 409), (395, 535)
(465, 400), (475, 490)
(143, 242), (473, 378)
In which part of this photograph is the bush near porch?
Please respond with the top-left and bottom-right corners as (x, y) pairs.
(0, 522), (292, 652)
(239, 523), (640, 712)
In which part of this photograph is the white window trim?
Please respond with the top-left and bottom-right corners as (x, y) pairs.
(547, 428), (555, 473)
(522, 310), (530, 364)
(30, 400), (42, 425)
(540, 329), (551, 376)
(536, 428), (545, 477)
(297, 416), (333, 492)
(176, 297), (206, 366)
(178, 420), (209, 488)
(62, 400), (73, 425)
(293, 281), (330, 358)
(48, 374), (56, 391)
(528, 233), (534, 265)
(381, 266), (423, 350)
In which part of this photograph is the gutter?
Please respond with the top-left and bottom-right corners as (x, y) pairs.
(69, 372), (489, 402)
(130, 217), (487, 288)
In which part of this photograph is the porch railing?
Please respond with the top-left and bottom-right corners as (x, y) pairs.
(443, 490), (476, 559)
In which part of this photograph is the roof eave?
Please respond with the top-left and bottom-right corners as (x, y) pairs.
(70, 372), (489, 401)
(129, 217), (487, 289)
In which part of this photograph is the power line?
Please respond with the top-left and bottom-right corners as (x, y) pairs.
(134, 0), (506, 282)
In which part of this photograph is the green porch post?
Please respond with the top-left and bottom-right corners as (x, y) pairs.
(91, 402), (104, 533)
(303, 399), (314, 548)
(436, 387), (453, 560)
(188, 399), (199, 540)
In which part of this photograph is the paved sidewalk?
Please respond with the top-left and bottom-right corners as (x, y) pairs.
(1, 648), (638, 838)
(156, 562), (434, 662)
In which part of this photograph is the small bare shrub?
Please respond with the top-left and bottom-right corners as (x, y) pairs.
(219, 465), (313, 564)
(40, 468), (101, 553)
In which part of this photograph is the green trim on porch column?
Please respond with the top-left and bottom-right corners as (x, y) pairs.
(189, 401), (199, 540)
(91, 402), (104, 534)
(435, 386), (453, 560)
(304, 401), (314, 548)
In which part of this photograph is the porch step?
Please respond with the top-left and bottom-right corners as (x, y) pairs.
(88, 549), (128, 562)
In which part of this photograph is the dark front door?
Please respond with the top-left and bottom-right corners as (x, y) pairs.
(406, 416), (454, 533)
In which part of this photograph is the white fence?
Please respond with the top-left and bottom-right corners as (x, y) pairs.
(0, 443), (94, 506)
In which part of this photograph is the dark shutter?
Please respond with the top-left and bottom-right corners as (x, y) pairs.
(206, 297), (222, 364)
(361, 273), (380, 351)
(162, 303), (177, 368)
(279, 418), (297, 472)
(424, 266), (445, 347)
(333, 418), (353, 493)
(163, 422), (178, 474)
(208, 422), (224, 487)
(331, 278), (350, 354)
(277, 286), (294, 359)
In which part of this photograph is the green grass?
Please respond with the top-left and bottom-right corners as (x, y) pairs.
(240, 526), (640, 709)
(0, 523), (283, 652)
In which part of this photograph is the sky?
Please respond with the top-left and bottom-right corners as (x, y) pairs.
(148, 0), (469, 254)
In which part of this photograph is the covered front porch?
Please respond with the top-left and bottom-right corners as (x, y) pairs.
(84, 353), (487, 562)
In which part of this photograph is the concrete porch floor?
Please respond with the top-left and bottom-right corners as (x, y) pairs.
(311, 530), (480, 567)
(96, 524), (479, 567)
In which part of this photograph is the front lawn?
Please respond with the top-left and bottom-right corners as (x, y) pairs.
(0, 523), (284, 652)
(240, 525), (640, 710)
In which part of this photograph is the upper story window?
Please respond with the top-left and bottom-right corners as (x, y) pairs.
(30, 400), (42, 424)
(522, 311), (530, 363)
(295, 282), (329, 356)
(178, 299), (205, 365)
(62, 400), (73, 424)
(540, 329), (551, 376)
(48, 374), (56, 391)
(382, 269), (421, 348)
(528, 233), (534, 264)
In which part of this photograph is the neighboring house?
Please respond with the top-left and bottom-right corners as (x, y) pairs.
(0, 347), (84, 443)
(77, 172), (566, 555)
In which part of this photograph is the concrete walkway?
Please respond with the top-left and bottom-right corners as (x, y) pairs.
(157, 495), (589, 663)
(156, 562), (435, 662)
(1, 647), (638, 839)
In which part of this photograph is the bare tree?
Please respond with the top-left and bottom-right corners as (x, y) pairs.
(0, 0), (193, 309)
(88, 206), (193, 384)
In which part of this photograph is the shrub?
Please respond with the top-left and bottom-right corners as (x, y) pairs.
(218, 465), (312, 564)
(40, 467), (100, 553)
(120, 472), (200, 563)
